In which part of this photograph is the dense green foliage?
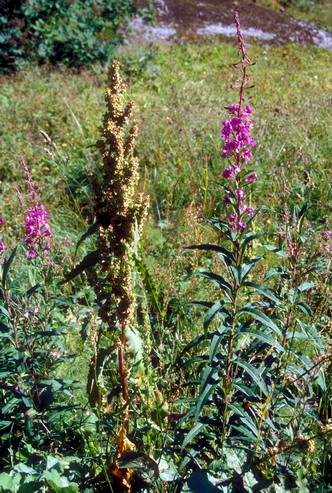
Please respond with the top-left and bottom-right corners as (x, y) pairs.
(0, 36), (331, 492)
(0, 0), (153, 71)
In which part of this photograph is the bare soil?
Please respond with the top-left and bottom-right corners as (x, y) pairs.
(132, 0), (332, 49)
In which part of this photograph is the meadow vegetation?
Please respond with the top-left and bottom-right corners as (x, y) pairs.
(0, 13), (331, 493)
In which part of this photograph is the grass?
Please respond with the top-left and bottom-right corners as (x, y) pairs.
(1, 39), (330, 356)
(257, 0), (332, 33)
(1, 42), (331, 231)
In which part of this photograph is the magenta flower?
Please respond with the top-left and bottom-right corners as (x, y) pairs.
(17, 158), (52, 259)
(0, 240), (6, 255)
(244, 172), (258, 182)
(0, 218), (3, 225)
(221, 12), (258, 233)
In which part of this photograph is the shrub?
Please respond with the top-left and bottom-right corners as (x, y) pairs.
(0, 0), (153, 72)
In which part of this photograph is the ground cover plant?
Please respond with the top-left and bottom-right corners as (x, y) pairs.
(0, 0), (154, 72)
(0, 9), (331, 493)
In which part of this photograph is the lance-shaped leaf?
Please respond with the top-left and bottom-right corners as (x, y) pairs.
(186, 244), (235, 265)
(134, 254), (162, 316)
(264, 267), (291, 281)
(296, 282), (316, 292)
(237, 307), (282, 337)
(63, 250), (99, 283)
(2, 245), (18, 288)
(193, 271), (233, 297)
(181, 421), (209, 450)
(240, 232), (272, 251)
(196, 365), (221, 419)
(238, 328), (284, 352)
(209, 325), (228, 363)
(239, 255), (263, 284)
(204, 300), (231, 331)
(242, 281), (281, 304)
(230, 424), (258, 444)
(75, 221), (99, 252)
(236, 360), (268, 396)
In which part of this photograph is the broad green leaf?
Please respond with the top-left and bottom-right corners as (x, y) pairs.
(183, 471), (222, 493)
(13, 464), (38, 475)
(238, 307), (282, 337)
(0, 472), (17, 491)
(236, 360), (268, 396)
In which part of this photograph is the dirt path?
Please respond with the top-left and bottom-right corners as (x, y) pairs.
(131, 0), (332, 49)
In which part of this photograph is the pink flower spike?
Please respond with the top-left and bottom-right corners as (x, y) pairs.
(27, 250), (37, 259)
(222, 166), (235, 179)
(0, 218), (3, 225)
(0, 240), (6, 255)
(244, 172), (258, 182)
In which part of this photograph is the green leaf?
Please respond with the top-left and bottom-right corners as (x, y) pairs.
(181, 421), (208, 450)
(264, 267), (290, 281)
(240, 232), (271, 250)
(209, 325), (228, 363)
(63, 250), (99, 283)
(44, 469), (79, 492)
(242, 281), (281, 304)
(238, 307), (282, 337)
(238, 256), (262, 282)
(233, 381), (256, 398)
(2, 245), (18, 288)
(134, 254), (162, 316)
(186, 244), (235, 264)
(195, 365), (220, 419)
(204, 301), (231, 332)
(238, 328), (283, 352)
(183, 471), (222, 493)
(13, 464), (38, 475)
(0, 472), (17, 491)
(297, 282), (316, 292)
(295, 302), (312, 316)
(230, 424), (258, 443)
(236, 360), (268, 396)
(264, 244), (288, 258)
(192, 271), (233, 296)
